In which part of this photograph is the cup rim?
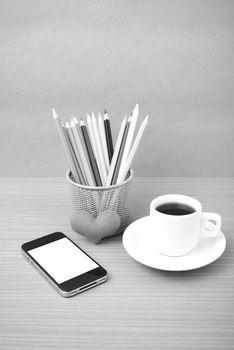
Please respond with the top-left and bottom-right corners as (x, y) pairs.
(150, 194), (202, 217)
(66, 168), (134, 190)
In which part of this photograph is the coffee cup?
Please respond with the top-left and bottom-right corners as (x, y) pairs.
(149, 194), (221, 257)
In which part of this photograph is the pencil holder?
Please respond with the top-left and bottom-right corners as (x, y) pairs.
(66, 169), (134, 243)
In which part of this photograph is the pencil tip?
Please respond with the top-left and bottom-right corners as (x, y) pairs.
(104, 109), (107, 114)
(104, 111), (109, 120)
(132, 103), (139, 117)
(52, 108), (57, 118)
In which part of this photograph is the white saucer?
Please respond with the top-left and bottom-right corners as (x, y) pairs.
(122, 216), (226, 271)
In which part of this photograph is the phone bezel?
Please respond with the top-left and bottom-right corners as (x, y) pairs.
(21, 232), (107, 295)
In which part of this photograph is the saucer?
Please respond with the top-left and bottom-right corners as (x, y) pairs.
(122, 216), (226, 271)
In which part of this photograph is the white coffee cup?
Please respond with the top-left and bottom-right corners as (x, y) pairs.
(149, 194), (222, 257)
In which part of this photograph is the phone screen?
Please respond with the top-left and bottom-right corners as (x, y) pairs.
(28, 237), (98, 284)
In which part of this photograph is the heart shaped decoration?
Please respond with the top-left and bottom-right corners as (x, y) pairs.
(70, 210), (121, 243)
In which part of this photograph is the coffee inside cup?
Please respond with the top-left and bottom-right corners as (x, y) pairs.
(155, 202), (195, 216)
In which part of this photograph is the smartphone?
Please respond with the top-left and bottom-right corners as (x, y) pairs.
(21, 232), (107, 297)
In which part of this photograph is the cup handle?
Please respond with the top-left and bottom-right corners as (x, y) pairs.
(201, 212), (222, 238)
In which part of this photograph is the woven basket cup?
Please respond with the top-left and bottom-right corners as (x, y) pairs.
(66, 169), (134, 237)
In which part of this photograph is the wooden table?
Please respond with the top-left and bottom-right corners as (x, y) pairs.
(0, 178), (233, 350)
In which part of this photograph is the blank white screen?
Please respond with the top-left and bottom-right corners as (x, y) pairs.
(29, 237), (98, 283)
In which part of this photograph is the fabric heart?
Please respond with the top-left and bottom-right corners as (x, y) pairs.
(70, 210), (121, 244)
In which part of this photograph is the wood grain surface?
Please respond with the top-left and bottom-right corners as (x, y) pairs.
(0, 177), (233, 350)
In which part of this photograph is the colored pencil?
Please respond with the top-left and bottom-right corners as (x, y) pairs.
(117, 104), (139, 183)
(86, 114), (97, 159)
(52, 109), (79, 183)
(65, 121), (87, 185)
(98, 113), (109, 171)
(87, 113), (106, 183)
(71, 118), (95, 186)
(104, 110), (114, 162)
(80, 119), (102, 186)
(92, 113), (107, 183)
(105, 117), (127, 186)
(117, 115), (149, 184)
(111, 116), (131, 185)
(62, 125), (81, 183)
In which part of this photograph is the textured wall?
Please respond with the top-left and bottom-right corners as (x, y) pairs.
(0, 0), (233, 177)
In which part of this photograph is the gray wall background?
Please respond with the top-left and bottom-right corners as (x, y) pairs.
(0, 0), (233, 177)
